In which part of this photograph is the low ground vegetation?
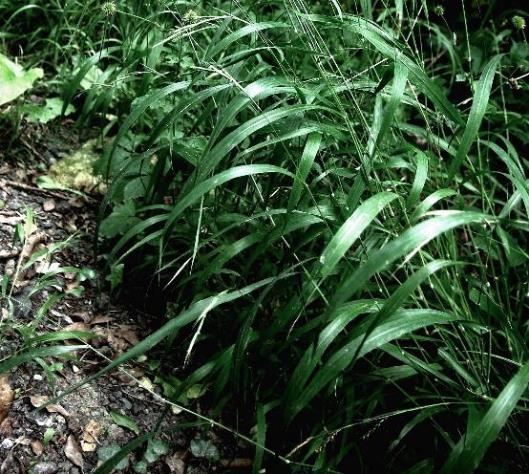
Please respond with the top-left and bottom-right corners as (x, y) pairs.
(2, 1), (529, 472)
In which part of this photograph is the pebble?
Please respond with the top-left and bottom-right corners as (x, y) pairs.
(27, 411), (54, 427)
(33, 461), (59, 474)
(0, 438), (14, 449)
(33, 374), (43, 381)
(121, 397), (132, 410)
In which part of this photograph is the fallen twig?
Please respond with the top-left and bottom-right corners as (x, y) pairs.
(0, 178), (70, 201)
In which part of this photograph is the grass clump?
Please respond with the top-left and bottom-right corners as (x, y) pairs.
(3, 0), (529, 472)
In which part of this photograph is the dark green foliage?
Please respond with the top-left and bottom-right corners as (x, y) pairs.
(3, 0), (529, 471)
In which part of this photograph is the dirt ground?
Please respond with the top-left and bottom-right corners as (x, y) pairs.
(0, 123), (252, 473)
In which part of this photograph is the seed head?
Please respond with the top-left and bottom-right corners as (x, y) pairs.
(183, 9), (199, 24)
(102, 1), (117, 17)
(512, 15), (526, 31)
(434, 5), (445, 16)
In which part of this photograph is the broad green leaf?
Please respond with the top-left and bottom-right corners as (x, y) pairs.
(110, 411), (139, 434)
(93, 436), (149, 474)
(190, 439), (220, 461)
(0, 53), (43, 106)
(21, 97), (75, 123)
(144, 438), (169, 463)
(99, 201), (141, 238)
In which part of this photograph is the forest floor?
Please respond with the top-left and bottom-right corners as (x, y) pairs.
(0, 123), (250, 474)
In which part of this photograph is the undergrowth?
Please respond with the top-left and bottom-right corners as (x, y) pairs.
(2, 0), (529, 472)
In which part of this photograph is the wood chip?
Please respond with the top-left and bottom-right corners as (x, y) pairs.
(63, 322), (91, 333)
(165, 453), (186, 474)
(91, 315), (115, 325)
(0, 375), (13, 424)
(117, 325), (139, 345)
(81, 419), (102, 452)
(20, 232), (47, 261)
(29, 395), (70, 417)
(3, 260), (15, 277)
(0, 417), (13, 437)
(31, 439), (44, 456)
(65, 435), (84, 469)
(0, 250), (19, 259)
(220, 458), (253, 469)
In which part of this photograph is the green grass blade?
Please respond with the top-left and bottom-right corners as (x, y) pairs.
(0, 346), (86, 374)
(340, 15), (464, 125)
(375, 60), (408, 149)
(198, 104), (328, 179)
(448, 55), (502, 180)
(206, 22), (289, 59)
(411, 189), (457, 222)
(332, 211), (492, 308)
(406, 151), (429, 208)
(49, 274), (293, 399)
(441, 360), (529, 473)
(288, 132), (322, 212)
(289, 309), (458, 421)
(319, 191), (397, 279)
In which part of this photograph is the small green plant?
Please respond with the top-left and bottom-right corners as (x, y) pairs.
(0, 53), (42, 107)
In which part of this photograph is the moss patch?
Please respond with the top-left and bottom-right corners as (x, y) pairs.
(48, 139), (106, 193)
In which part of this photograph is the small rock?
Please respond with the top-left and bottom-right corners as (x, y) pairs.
(121, 398), (132, 410)
(0, 417), (13, 437)
(0, 438), (14, 449)
(33, 374), (43, 381)
(33, 461), (59, 474)
(43, 199), (56, 212)
(27, 411), (54, 427)
(4, 260), (15, 277)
